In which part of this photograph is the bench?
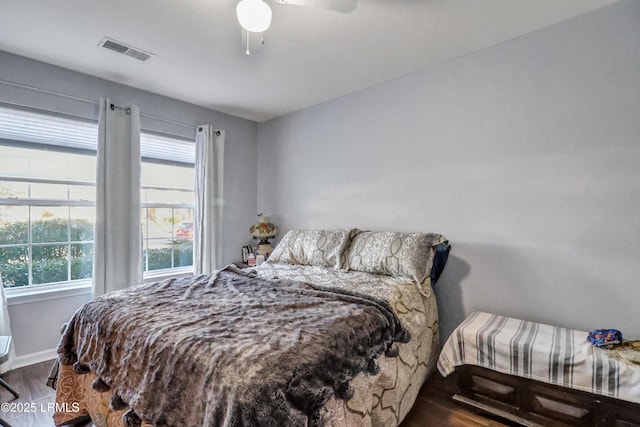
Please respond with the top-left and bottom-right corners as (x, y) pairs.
(438, 311), (640, 426)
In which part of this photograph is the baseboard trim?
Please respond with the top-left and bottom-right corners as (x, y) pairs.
(12, 348), (57, 369)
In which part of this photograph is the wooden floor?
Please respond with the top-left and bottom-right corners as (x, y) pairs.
(0, 360), (61, 426)
(401, 373), (517, 427)
(0, 361), (515, 427)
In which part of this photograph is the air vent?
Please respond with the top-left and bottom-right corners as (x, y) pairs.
(98, 37), (154, 62)
(124, 49), (152, 62)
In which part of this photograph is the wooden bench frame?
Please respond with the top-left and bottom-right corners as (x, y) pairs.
(450, 364), (640, 426)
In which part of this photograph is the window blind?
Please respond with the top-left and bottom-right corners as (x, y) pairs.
(140, 131), (195, 165)
(0, 104), (97, 151)
(0, 105), (195, 165)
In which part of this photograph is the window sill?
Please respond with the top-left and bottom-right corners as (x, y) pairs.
(5, 268), (195, 306)
(143, 267), (194, 283)
(6, 280), (92, 306)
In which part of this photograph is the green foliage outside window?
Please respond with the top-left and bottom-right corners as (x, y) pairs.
(0, 219), (192, 287)
(147, 242), (193, 271)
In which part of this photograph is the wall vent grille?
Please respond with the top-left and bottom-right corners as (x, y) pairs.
(98, 37), (154, 62)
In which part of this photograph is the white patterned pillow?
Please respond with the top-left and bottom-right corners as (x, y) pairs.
(268, 229), (357, 270)
(346, 231), (447, 283)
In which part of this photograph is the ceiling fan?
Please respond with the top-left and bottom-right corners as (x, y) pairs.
(236, 0), (357, 54)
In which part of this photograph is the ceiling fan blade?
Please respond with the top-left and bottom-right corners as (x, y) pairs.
(274, 0), (357, 13)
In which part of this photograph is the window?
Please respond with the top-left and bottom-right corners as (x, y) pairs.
(140, 132), (195, 275)
(141, 161), (194, 274)
(0, 105), (196, 289)
(0, 108), (98, 288)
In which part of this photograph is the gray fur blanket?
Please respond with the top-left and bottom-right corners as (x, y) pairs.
(58, 265), (409, 427)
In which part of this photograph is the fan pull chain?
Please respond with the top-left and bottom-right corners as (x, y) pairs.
(246, 30), (251, 55)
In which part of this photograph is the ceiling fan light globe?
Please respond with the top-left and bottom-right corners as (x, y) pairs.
(236, 0), (273, 33)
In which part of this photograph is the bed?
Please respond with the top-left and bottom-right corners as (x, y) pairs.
(50, 229), (450, 427)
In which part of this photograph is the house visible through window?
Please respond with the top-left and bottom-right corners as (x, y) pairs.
(0, 105), (196, 289)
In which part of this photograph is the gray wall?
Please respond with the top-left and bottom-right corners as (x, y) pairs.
(257, 0), (640, 342)
(0, 51), (258, 359)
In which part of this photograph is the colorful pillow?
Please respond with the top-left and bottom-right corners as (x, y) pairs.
(267, 229), (357, 270)
(346, 231), (448, 283)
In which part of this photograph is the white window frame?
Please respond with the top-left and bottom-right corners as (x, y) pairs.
(0, 174), (196, 291)
(0, 106), (197, 301)
(141, 182), (194, 278)
(139, 131), (196, 278)
(0, 177), (96, 303)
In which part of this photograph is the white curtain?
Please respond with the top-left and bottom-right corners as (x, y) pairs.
(93, 99), (142, 297)
(193, 126), (225, 274)
(0, 274), (14, 374)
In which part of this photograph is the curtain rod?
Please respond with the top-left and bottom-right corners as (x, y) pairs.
(0, 78), (196, 131)
(110, 103), (131, 114)
(198, 126), (222, 136)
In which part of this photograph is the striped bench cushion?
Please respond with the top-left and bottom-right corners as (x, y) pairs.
(438, 311), (640, 404)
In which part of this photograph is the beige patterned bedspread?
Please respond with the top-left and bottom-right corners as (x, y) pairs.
(53, 263), (439, 427)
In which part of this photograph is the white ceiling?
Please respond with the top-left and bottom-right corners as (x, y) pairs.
(0, 0), (618, 123)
